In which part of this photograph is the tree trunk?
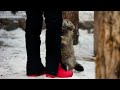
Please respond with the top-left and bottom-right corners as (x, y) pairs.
(62, 11), (79, 45)
(96, 11), (120, 79)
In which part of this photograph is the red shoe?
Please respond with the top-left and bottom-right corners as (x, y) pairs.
(27, 71), (46, 77)
(46, 64), (73, 78)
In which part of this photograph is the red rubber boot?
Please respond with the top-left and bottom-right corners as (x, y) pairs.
(46, 64), (73, 78)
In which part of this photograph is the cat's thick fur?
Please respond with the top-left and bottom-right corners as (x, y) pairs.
(61, 19), (84, 71)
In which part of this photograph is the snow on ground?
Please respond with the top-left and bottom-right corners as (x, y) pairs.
(0, 28), (95, 79)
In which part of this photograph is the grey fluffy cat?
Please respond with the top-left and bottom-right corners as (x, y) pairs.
(61, 19), (84, 71)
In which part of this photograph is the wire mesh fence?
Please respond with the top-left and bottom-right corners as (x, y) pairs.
(0, 11), (94, 21)
(79, 11), (94, 21)
(0, 11), (94, 31)
(0, 11), (26, 18)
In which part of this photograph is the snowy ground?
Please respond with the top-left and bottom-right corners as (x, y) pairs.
(0, 28), (95, 79)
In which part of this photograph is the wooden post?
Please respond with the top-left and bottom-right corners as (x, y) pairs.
(94, 12), (100, 56)
(62, 11), (79, 45)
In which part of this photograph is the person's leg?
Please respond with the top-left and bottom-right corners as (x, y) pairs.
(44, 11), (73, 78)
(44, 11), (62, 75)
(25, 11), (45, 76)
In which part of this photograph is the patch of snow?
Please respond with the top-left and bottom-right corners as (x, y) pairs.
(0, 11), (95, 79)
(0, 28), (95, 79)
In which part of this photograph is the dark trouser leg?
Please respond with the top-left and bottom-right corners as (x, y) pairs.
(44, 11), (62, 75)
(25, 11), (45, 75)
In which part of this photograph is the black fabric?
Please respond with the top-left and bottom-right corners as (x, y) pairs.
(25, 11), (62, 75)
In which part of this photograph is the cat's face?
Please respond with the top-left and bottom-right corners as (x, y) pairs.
(62, 19), (75, 35)
(61, 19), (75, 41)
